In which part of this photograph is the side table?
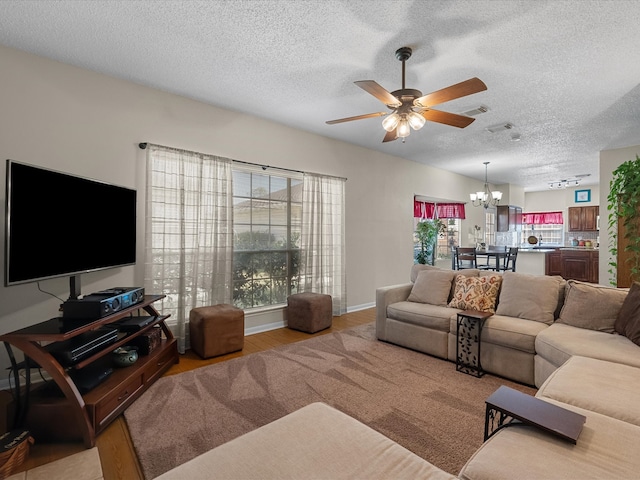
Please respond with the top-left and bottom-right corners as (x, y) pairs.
(456, 310), (492, 377)
(484, 386), (586, 444)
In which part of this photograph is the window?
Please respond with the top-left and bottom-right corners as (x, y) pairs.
(232, 168), (302, 309)
(439, 219), (461, 259)
(485, 211), (496, 246)
(521, 212), (564, 246)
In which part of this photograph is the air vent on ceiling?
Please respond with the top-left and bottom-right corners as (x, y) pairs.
(461, 105), (489, 117)
(486, 123), (514, 133)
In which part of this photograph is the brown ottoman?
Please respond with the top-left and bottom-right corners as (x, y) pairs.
(189, 304), (244, 358)
(286, 293), (333, 333)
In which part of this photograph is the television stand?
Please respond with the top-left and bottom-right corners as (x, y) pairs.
(0, 294), (178, 448)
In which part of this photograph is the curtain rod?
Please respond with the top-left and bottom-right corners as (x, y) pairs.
(138, 142), (347, 181)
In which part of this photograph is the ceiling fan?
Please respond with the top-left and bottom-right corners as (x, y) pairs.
(326, 47), (487, 143)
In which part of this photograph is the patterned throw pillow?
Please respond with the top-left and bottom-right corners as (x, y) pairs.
(448, 275), (503, 313)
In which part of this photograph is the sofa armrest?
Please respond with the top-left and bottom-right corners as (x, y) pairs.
(376, 283), (413, 340)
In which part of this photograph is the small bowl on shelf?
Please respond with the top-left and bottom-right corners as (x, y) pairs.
(112, 346), (138, 367)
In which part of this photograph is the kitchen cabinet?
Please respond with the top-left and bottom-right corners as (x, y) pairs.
(568, 206), (599, 232)
(497, 205), (522, 232)
(545, 249), (562, 276)
(545, 249), (598, 283)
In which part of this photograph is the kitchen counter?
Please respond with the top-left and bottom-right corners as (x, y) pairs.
(518, 248), (557, 253)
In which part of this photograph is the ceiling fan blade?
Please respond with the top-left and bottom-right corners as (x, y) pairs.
(382, 128), (398, 143)
(414, 77), (487, 108)
(420, 109), (476, 128)
(325, 112), (387, 125)
(354, 80), (401, 107)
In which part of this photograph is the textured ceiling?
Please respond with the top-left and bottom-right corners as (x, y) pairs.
(1, 0), (640, 191)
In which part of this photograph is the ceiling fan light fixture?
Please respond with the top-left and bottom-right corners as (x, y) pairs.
(382, 113), (400, 132)
(397, 117), (411, 138)
(408, 111), (426, 130)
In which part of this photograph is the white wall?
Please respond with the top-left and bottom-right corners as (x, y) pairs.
(600, 145), (640, 286)
(0, 45), (490, 351)
(525, 186), (600, 212)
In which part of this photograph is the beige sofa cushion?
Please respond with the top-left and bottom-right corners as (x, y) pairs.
(537, 356), (640, 427)
(535, 323), (640, 369)
(388, 301), (458, 332)
(459, 400), (640, 480)
(156, 402), (456, 480)
(410, 263), (483, 281)
(495, 272), (564, 324)
(448, 275), (502, 313)
(407, 269), (457, 306)
(557, 280), (627, 333)
(410, 263), (441, 283)
(449, 314), (548, 354)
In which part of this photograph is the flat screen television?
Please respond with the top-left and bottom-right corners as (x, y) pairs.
(4, 160), (137, 291)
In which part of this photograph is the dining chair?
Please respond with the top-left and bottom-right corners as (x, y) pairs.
(497, 247), (519, 272)
(454, 247), (477, 270)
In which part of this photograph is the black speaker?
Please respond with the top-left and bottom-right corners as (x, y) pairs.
(63, 287), (145, 319)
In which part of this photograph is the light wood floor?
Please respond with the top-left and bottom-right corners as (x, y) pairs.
(15, 308), (375, 479)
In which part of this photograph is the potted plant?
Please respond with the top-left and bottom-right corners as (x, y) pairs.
(415, 219), (445, 265)
(607, 154), (640, 286)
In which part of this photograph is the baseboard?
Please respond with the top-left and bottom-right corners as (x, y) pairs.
(347, 302), (375, 313)
(243, 302), (374, 336)
(0, 369), (51, 392)
(245, 320), (286, 336)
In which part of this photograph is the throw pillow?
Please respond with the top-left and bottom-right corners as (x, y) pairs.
(495, 272), (565, 325)
(407, 269), (456, 306)
(557, 280), (628, 333)
(448, 275), (502, 313)
(615, 282), (640, 345)
(410, 264), (440, 283)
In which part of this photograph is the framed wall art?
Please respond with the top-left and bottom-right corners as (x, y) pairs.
(575, 189), (591, 203)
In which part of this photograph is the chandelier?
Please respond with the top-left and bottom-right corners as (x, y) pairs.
(470, 162), (502, 209)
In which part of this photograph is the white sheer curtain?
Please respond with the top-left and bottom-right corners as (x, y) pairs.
(144, 145), (233, 353)
(301, 173), (347, 315)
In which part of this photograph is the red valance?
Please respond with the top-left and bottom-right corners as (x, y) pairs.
(436, 203), (466, 220)
(413, 200), (465, 219)
(522, 211), (563, 224)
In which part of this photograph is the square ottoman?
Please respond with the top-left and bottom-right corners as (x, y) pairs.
(189, 304), (244, 358)
(286, 292), (333, 333)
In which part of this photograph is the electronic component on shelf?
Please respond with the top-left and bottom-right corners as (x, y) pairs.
(46, 328), (119, 366)
(116, 315), (157, 332)
(62, 287), (145, 319)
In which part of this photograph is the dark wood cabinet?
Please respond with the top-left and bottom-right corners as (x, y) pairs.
(497, 205), (522, 232)
(568, 206), (599, 231)
(545, 250), (562, 276)
(545, 249), (598, 283)
(0, 295), (179, 447)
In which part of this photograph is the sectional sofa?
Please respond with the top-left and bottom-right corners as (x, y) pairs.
(155, 267), (640, 479)
(376, 264), (639, 386)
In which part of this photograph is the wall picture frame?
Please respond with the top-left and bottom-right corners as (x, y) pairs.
(575, 189), (591, 203)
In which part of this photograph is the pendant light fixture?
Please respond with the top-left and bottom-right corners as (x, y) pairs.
(470, 162), (502, 209)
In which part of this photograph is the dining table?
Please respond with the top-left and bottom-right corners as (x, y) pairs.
(475, 248), (508, 271)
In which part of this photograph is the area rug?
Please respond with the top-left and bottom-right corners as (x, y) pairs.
(124, 323), (535, 479)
